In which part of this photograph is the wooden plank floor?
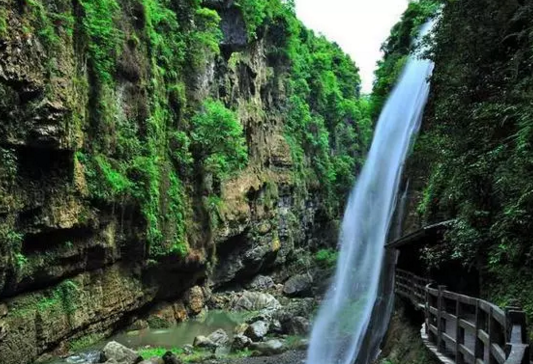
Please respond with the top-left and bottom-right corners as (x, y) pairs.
(421, 315), (489, 364)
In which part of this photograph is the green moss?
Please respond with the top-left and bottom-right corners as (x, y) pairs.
(315, 248), (338, 268)
(11, 279), (80, 319)
(191, 99), (248, 179)
(0, 9), (8, 38)
(95, 155), (132, 197)
(14, 253), (28, 271)
(370, 0), (440, 117)
(25, 0), (59, 46)
(146, 316), (172, 329)
(282, 14), (370, 213)
(237, 0), (268, 38)
(80, 0), (122, 83)
(77, 152), (131, 201)
(206, 195), (224, 229)
(69, 333), (105, 352)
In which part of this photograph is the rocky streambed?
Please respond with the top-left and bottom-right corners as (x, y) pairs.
(44, 274), (317, 364)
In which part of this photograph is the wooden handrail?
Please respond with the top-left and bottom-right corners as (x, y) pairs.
(394, 269), (529, 364)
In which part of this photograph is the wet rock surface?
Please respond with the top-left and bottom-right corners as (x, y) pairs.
(229, 291), (281, 313)
(245, 321), (270, 341)
(0, 1), (339, 362)
(251, 339), (286, 356)
(283, 274), (313, 298)
(101, 341), (142, 364)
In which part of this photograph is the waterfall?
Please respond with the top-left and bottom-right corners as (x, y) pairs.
(306, 21), (435, 364)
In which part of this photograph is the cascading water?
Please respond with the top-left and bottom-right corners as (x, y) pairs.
(306, 21), (435, 364)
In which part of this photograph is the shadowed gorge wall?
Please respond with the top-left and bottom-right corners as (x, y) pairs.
(0, 0), (371, 362)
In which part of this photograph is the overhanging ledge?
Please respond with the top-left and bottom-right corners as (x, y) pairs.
(386, 220), (455, 250)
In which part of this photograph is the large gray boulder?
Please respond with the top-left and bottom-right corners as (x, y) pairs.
(193, 335), (217, 349)
(207, 328), (230, 346)
(231, 334), (252, 351)
(245, 320), (269, 341)
(162, 351), (181, 364)
(251, 339), (286, 356)
(273, 298), (316, 323)
(230, 291), (281, 312)
(246, 275), (275, 291)
(268, 319), (283, 335)
(283, 274), (313, 297)
(101, 341), (142, 364)
(283, 316), (310, 335)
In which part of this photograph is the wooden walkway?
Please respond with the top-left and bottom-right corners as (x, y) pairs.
(395, 269), (530, 364)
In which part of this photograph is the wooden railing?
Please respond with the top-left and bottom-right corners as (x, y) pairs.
(395, 269), (530, 364)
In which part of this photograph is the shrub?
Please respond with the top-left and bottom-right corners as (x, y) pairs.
(315, 249), (338, 268)
(191, 99), (248, 179)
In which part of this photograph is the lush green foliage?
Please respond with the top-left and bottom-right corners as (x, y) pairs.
(68, 0), (366, 258)
(80, 0), (122, 83)
(192, 99), (248, 178)
(139, 347), (184, 359)
(23, 0), (74, 47)
(0, 9), (7, 37)
(263, 6), (372, 213)
(405, 0), (533, 319)
(370, 0), (440, 118)
(237, 0), (292, 38)
(315, 248), (338, 268)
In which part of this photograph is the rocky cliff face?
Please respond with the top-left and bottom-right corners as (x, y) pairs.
(0, 0), (366, 362)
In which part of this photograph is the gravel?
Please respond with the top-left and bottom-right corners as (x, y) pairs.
(215, 350), (306, 364)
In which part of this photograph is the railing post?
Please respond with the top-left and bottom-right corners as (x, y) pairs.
(455, 299), (464, 364)
(425, 284), (430, 335)
(505, 305), (529, 364)
(437, 285), (447, 352)
(474, 300), (484, 362)
(488, 306), (497, 364)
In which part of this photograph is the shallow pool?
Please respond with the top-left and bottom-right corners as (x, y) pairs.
(46, 310), (246, 364)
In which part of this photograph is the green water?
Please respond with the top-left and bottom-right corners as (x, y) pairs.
(48, 310), (245, 364)
(112, 311), (243, 349)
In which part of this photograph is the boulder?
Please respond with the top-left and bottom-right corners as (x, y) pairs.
(230, 291), (281, 313)
(102, 341), (142, 364)
(283, 274), (313, 297)
(295, 338), (309, 350)
(147, 304), (177, 329)
(0, 304), (7, 317)
(162, 351), (182, 364)
(128, 319), (149, 331)
(185, 286), (205, 315)
(193, 335), (217, 350)
(251, 339), (286, 356)
(173, 302), (188, 322)
(231, 334), (252, 351)
(103, 359), (122, 364)
(274, 298), (316, 323)
(246, 275), (275, 291)
(268, 319), (283, 335)
(207, 329), (229, 346)
(214, 346), (230, 358)
(0, 321), (9, 340)
(233, 323), (249, 336)
(182, 345), (194, 355)
(245, 320), (269, 341)
(139, 359), (163, 364)
(283, 316), (310, 335)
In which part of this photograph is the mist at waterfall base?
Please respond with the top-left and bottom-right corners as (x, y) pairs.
(306, 22), (435, 364)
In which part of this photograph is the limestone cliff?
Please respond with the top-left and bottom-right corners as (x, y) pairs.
(0, 0), (369, 362)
